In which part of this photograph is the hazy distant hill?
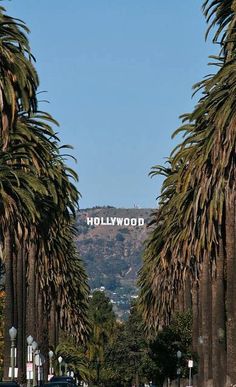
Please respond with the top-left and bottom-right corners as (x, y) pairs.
(76, 206), (153, 318)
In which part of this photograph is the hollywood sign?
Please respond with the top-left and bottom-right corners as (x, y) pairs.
(86, 217), (145, 227)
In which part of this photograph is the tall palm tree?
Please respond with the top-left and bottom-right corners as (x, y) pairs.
(13, 113), (90, 378)
(139, 1), (236, 385)
(1, 112), (90, 380)
(0, 143), (47, 380)
(0, 5), (38, 148)
(0, 3), (90, 378)
(0, 7), (40, 376)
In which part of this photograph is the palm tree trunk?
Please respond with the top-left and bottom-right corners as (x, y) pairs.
(49, 301), (57, 349)
(198, 272), (204, 387)
(201, 253), (213, 386)
(178, 287), (184, 313)
(37, 286), (49, 383)
(184, 273), (191, 310)
(3, 228), (15, 380)
(16, 238), (26, 383)
(212, 238), (226, 387)
(192, 279), (199, 353)
(26, 238), (37, 338)
(191, 277), (202, 387)
(225, 194), (236, 385)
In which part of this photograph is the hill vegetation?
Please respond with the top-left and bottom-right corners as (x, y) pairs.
(76, 206), (152, 318)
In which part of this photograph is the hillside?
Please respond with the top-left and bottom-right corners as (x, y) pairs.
(76, 206), (153, 319)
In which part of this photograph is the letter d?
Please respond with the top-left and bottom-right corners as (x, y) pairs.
(138, 218), (144, 226)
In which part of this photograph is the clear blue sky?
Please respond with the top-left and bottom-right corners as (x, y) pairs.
(5, 0), (217, 209)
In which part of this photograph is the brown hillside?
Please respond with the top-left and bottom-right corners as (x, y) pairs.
(76, 206), (154, 318)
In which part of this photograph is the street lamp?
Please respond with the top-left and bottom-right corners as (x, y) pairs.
(176, 350), (182, 387)
(48, 350), (54, 379)
(188, 359), (194, 387)
(32, 341), (38, 387)
(177, 350), (182, 359)
(27, 336), (34, 357)
(9, 326), (17, 381)
(58, 356), (63, 376)
(26, 335), (34, 387)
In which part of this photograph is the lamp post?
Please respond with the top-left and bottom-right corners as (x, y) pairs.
(32, 340), (38, 387)
(26, 335), (34, 387)
(176, 350), (182, 387)
(48, 351), (54, 380)
(9, 326), (17, 381)
(188, 359), (193, 387)
(58, 356), (63, 376)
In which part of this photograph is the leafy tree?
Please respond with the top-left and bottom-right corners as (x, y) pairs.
(87, 291), (116, 385)
(149, 311), (196, 384)
(84, 295), (194, 387)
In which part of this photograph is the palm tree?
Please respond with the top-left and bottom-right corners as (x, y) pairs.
(55, 338), (90, 380)
(14, 113), (90, 378)
(0, 8), (40, 376)
(0, 5), (38, 148)
(139, 1), (236, 385)
(0, 112), (90, 380)
(0, 143), (47, 380)
(0, 3), (90, 378)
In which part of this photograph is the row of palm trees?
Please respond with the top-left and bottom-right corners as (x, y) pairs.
(0, 4), (89, 382)
(138, 1), (236, 386)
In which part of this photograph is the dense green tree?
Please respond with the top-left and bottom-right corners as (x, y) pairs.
(148, 311), (196, 386)
(100, 304), (194, 387)
(87, 291), (116, 385)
